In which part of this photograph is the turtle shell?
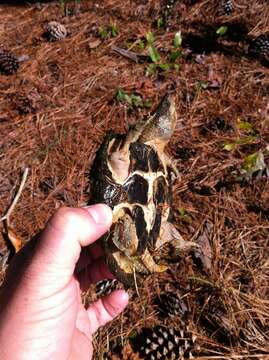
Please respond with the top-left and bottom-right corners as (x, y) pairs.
(90, 131), (173, 286)
(89, 94), (195, 286)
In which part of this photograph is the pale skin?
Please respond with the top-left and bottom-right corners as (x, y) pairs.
(0, 204), (129, 360)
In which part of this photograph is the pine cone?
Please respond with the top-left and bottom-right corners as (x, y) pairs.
(44, 21), (67, 42)
(0, 49), (19, 75)
(14, 94), (33, 114)
(218, 0), (234, 16)
(131, 326), (200, 360)
(95, 279), (119, 297)
(156, 292), (188, 317)
(248, 34), (269, 61)
(13, 90), (41, 115)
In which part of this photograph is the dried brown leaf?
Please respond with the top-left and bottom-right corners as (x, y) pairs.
(194, 220), (213, 274)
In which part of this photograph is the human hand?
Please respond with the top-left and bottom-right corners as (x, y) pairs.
(0, 205), (128, 360)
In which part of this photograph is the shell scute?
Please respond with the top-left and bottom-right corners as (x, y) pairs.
(149, 208), (162, 249)
(133, 205), (149, 255)
(153, 176), (168, 205)
(149, 148), (163, 172)
(123, 173), (149, 205)
(129, 142), (150, 173)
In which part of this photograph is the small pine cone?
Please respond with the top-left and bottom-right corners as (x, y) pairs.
(95, 279), (119, 297)
(131, 326), (200, 360)
(44, 21), (67, 42)
(248, 34), (269, 60)
(14, 94), (33, 115)
(12, 89), (41, 115)
(0, 50), (19, 75)
(157, 292), (188, 317)
(218, 0), (234, 16)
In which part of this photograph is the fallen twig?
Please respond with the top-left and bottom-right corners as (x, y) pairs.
(111, 45), (149, 63)
(0, 167), (29, 226)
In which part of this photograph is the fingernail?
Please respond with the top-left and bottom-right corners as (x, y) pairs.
(84, 204), (112, 225)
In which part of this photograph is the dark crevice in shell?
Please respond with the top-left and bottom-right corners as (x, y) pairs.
(149, 208), (162, 249)
(133, 205), (149, 255)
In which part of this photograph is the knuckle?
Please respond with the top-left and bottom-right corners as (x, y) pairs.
(53, 207), (84, 229)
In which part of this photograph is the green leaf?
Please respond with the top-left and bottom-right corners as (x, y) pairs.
(169, 50), (182, 62)
(110, 24), (119, 37)
(235, 135), (257, 146)
(157, 17), (164, 29)
(143, 99), (152, 108)
(146, 31), (154, 45)
(137, 40), (145, 49)
(223, 135), (257, 151)
(130, 94), (143, 107)
(178, 207), (186, 216)
(98, 26), (108, 39)
(116, 89), (150, 108)
(223, 142), (236, 151)
(174, 31), (182, 48)
(243, 152), (259, 170)
(216, 26), (228, 36)
(116, 88), (127, 102)
(237, 120), (254, 132)
(148, 44), (160, 63)
(125, 95), (133, 106)
(146, 63), (157, 76)
(241, 151), (266, 179)
(174, 63), (181, 71)
(116, 89), (132, 105)
(158, 63), (170, 71)
(178, 207), (192, 223)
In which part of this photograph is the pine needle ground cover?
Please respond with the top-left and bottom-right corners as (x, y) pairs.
(0, 0), (269, 358)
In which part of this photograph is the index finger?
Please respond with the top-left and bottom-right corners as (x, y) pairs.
(87, 290), (129, 334)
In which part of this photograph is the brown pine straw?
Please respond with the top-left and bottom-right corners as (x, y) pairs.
(0, 0), (269, 358)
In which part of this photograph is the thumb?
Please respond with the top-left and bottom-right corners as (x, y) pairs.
(37, 204), (112, 270)
(5, 205), (112, 292)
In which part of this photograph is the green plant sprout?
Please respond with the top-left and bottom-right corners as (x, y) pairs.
(145, 31), (183, 75)
(216, 25), (228, 36)
(98, 24), (119, 39)
(223, 117), (257, 151)
(236, 119), (255, 133)
(241, 151), (266, 179)
(174, 31), (182, 48)
(223, 135), (257, 151)
(178, 207), (192, 223)
(146, 31), (160, 63)
(116, 89), (152, 108)
(157, 17), (164, 29)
